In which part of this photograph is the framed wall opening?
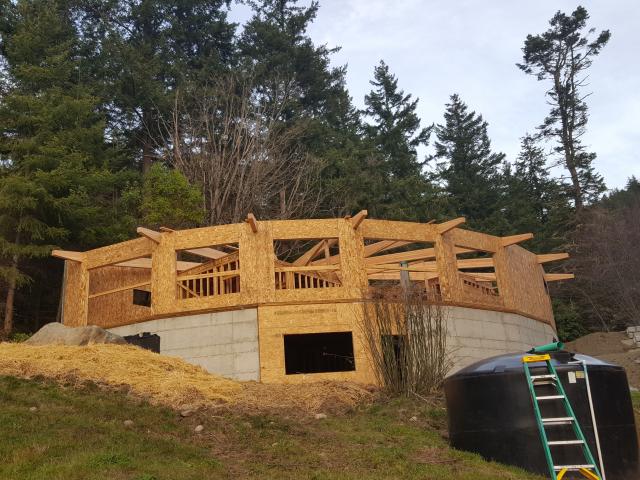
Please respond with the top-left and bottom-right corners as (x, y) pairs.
(273, 238), (342, 290)
(176, 243), (240, 300)
(284, 332), (356, 374)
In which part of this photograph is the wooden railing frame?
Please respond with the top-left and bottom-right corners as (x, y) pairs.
(58, 217), (562, 329)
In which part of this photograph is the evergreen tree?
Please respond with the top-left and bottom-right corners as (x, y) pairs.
(518, 6), (610, 211)
(361, 61), (433, 220)
(0, 0), (134, 334)
(502, 134), (571, 251)
(76, 0), (236, 173)
(432, 94), (505, 230)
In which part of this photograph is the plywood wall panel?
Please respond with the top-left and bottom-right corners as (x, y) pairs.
(257, 303), (375, 384)
(62, 260), (89, 326)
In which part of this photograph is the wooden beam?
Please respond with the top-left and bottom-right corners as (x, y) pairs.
(349, 210), (368, 229)
(501, 233), (534, 247)
(52, 250), (85, 262)
(448, 228), (499, 252)
(137, 226), (162, 242)
(365, 247), (437, 265)
(115, 257), (201, 272)
(246, 213), (258, 233)
(159, 226), (175, 232)
(184, 247), (229, 260)
(88, 281), (151, 299)
(437, 217), (466, 233)
(537, 253), (569, 264)
(86, 237), (154, 270)
(544, 273), (575, 282)
(293, 238), (338, 266)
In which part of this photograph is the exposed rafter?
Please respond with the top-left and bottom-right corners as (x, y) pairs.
(293, 238), (338, 266)
(51, 250), (85, 262)
(348, 210), (368, 229)
(246, 213), (258, 233)
(437, 217), (466, 233)
(544, 273), (575, 282)
(501, 233), (534, 247)
(537, 253), (569, 264)
(136, 226), (162, 242)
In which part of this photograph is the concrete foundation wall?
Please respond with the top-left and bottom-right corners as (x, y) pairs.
(108, 309), (259, 381)
(107, 304), (554, 384)
(446, 306), (556, 373)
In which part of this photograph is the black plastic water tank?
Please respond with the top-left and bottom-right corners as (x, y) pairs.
(444, 351), (639, 479)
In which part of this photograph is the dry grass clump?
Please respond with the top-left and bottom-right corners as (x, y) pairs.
(0, 343), (376, 414)
(238, 380), (376, 415)
(0, 343), (240, 408)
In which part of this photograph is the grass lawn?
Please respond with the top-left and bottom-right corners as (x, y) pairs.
(0, 376), (544, 480)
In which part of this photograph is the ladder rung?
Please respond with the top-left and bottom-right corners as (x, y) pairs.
(548, 440), (585, 446)
(531, 374), (557, 381)
(536, 395), (565, 401)
(553, 464), (595, 471)
(542, 417), (574, 425)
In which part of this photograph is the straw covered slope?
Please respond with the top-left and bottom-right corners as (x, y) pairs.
(0, 343), (374, 413)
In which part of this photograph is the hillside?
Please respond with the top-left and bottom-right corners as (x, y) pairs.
(0, 343), (544, 480)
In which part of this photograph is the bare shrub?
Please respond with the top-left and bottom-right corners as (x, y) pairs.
(163, 74), (323, 225)
(359, 286), (452, 396)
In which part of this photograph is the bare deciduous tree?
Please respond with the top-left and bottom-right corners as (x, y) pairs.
(564, 199), (640, 329)
(164, 74), (323, 226)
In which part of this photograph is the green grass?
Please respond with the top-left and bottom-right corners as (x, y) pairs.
(0, 376), (543, 480)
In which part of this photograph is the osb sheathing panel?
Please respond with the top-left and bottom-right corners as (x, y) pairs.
(270, 218), (340, 239)
(434, 232), (464, 302)
(448, 228), (499, 252)
(360, 219), (437, 242)
(151, 235), (177, 315)
(239, 222), (276, 304)
(337, 218), (368, 294)
(88, 266), (152, 328)
(172, 223), (241, 250)
(494, 245), (554, 326)
(62, 260), (89, 327)
(86, 237), (154, 269)
(257, 302), (376, 384)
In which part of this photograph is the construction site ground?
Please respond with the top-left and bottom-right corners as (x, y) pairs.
(0, 342), (545, 480)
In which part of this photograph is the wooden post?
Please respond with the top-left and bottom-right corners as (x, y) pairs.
(62, 260), (89, 326)
(338, 218), (368, 297)
(239, 221), (275, 303)
(150, 234), (176, 316)
(493, 245), (515, 310)
(434, 232), (463, 302)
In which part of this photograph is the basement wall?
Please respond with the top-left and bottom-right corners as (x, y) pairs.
(107, 309), (259, 381)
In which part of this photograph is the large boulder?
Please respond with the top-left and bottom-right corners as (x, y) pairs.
(25, 322), (126, 346)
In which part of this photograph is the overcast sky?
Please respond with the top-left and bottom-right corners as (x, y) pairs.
(233, 1), (639, 190)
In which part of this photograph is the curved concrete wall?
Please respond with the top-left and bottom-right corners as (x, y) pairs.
(107, 305), (555, 383)
(445, 306), (556, 374)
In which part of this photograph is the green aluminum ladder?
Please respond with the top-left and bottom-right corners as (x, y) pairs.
(522, 345), (603, 480)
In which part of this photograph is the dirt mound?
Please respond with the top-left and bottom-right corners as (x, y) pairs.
(564, 331), (632, 356)
(0, 343), (374, 414)
(564, 331), (640, 388)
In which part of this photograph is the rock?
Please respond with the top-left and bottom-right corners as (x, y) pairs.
(409, 416), (418, 422)
(622, 338), (636, 348)
(630, 387), (638, 392)
(25, 322), (126, 346)
(29, 406), (38, 412)
(180, 409), (194, 418)
(194, 425), (204, 433)
(314, 413), (327, 420)
(123, 420), (134, 427)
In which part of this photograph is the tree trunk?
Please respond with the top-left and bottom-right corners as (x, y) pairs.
(3, 252), (19, 338)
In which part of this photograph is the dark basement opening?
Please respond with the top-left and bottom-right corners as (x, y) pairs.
(284, 332), (356, 374)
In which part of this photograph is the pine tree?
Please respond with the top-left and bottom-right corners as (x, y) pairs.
(75, 0), (236, 173)
(362, 61), (433, 220)
(432, 94), (505, 230)
(518, 6), (610, 211)
(0, 0), (133, 334)
(502, 134), (571, 251)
